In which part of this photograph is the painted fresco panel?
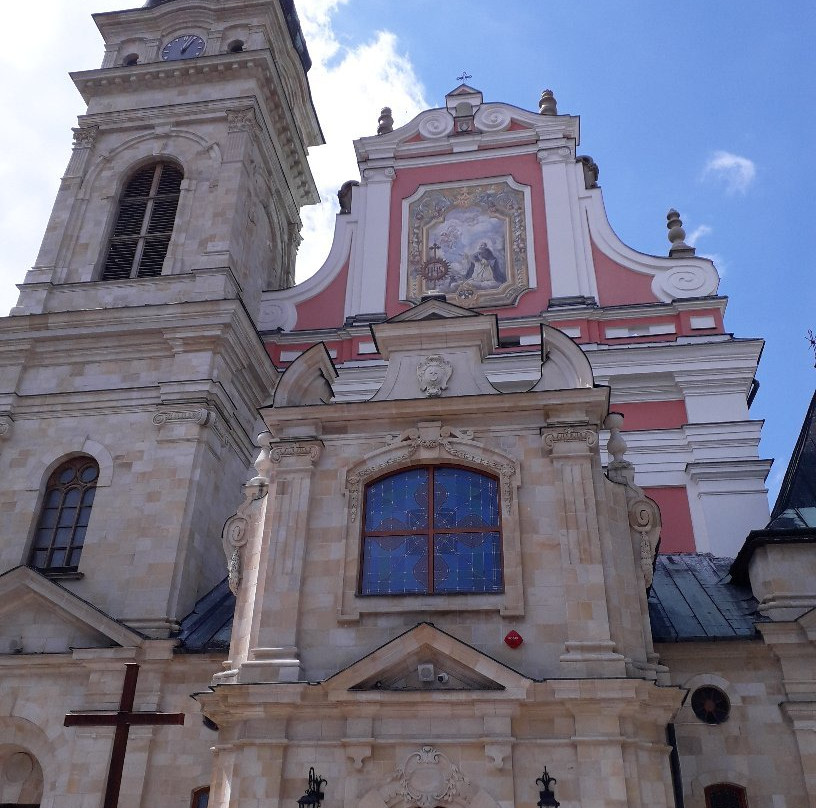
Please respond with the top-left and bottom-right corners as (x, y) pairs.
(405, 178), (532, 308)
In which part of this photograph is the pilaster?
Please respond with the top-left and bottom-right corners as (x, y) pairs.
(542, 424), (627, 676)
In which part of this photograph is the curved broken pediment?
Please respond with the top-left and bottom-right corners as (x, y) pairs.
(270, 343), (337, 407)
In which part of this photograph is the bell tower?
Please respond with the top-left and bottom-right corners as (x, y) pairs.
(0, 0), (322, 636)
(12, 0), (323, 323)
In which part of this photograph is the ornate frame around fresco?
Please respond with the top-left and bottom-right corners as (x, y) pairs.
(400, 176), (536, 308)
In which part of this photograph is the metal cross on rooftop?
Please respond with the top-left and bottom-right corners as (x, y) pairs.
(456, 70), (472, 84)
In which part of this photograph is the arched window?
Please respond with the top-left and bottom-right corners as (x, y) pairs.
(705, 784), (748, 808)
(29, 457), (99, 572)
(360, 466), (502, 595)
(101, 161), (183, 280)
(190, 786), (210, 808)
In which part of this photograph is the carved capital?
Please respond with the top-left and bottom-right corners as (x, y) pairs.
(153, 407), (210, 427)
(72, 125), (99, 149)
(226, 106), (258, 133)
(268, 442), (322, 464)
(541, 425), (598, 453)
(0, 415), (13, 441)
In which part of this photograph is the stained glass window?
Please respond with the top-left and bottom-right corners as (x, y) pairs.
(29, 457), (99, 572)
(360, 466), (502, 595)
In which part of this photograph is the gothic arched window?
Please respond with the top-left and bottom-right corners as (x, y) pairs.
(705, 784), (748, 808)
(101, 161), (183, 280)
(29, 457), (99, 572)
(360, 466), (503, 595)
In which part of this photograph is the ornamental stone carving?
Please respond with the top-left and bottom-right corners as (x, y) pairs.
(604, 413), (661, 587)
(473, 105), (512, 133)
(71, 125), (99, 149)
(268, 443), (322, 464)
(417, 355), (453, 398)
(153, 408), (210, 426)
(346, 424), (517, 523)
(541, 425), (599, 452)
(418, 109), (455, 140)
(226, 106), (258, 133)
(0, 415), (13, 441)
(222, 475), (268, 595)
(381, 747), (475, 808)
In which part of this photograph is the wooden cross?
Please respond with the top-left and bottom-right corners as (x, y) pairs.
(64, 663), (185, 808)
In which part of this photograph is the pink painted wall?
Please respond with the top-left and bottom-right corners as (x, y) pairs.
(644, 486), (696, 553)
(613, 401), (688, 431)
(293, 258), (351, 331)
(592, 240), (659, 306)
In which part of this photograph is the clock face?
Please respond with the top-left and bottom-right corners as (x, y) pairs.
(161, 35), (206, 61)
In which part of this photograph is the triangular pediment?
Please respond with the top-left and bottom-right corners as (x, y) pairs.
(325, 622), (530, 700)
(385, 298), (482, 323)
(0, 566), (143, 655)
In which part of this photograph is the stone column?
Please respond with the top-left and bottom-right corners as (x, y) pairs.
(542, 425), (627, 677)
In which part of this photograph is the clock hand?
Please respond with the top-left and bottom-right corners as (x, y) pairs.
(180, 36), (193, 54)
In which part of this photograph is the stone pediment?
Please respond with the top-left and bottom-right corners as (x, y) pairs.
(370, 304), (498, 401)
(270, 342), (337, 407)
(0, 567), (142, 655)
(325, 622), (530, 700)
(385, 298), (480, 323)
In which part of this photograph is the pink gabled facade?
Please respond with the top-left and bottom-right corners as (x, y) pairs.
(260, 84), (769, 557)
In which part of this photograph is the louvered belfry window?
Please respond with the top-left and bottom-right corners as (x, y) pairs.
(101, 162), (183, 280)
(30, 456), (99, 572)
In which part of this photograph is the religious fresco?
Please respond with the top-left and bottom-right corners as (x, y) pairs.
(405, 179), (532, 308)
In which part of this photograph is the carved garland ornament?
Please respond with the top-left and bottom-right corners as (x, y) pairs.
(347, 426), (516, 523)
(382, 747), (475, 808)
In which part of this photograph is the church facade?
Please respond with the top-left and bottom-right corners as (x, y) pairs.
(1, 1), (814, 807)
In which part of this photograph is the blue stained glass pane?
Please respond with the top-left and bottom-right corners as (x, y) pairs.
(433, 532), (502, 593)
(58, 507), (78, 527)
(433, 468), (498, 529)
(361, 535), (429, 594)
(39, 507), (59, 529)
(64, 488), (81, 507)
(365, 469), (428, 532)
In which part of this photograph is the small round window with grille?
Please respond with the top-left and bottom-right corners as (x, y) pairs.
(691, 686), (731, 724)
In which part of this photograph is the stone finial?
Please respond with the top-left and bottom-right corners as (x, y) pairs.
(605, 412), (628, 463)
(666, 209), (696, 257)
(539, 89), (557, 115)
(377, 107), (394, 135)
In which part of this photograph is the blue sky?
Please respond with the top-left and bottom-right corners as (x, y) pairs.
(1, 0), (812, 503)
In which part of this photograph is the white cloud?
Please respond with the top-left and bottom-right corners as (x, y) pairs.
(0, 1), (427, 314)
(295, 2), (428, 281)
(702, 151), (756, 195)
(686, 224), (712, 247)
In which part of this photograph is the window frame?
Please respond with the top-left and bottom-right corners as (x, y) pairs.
(338, 432), (523, 622)
(100, 160), (183, 281)
(28, 456), (99, 574)
(358, 464), (504, 597)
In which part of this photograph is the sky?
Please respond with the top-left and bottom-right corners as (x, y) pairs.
(0, 0), (813, 504)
